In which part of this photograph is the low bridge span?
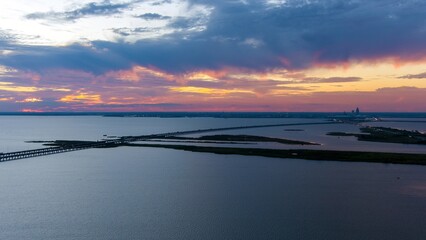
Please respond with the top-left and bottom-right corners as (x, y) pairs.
(0, 140), (122, 162)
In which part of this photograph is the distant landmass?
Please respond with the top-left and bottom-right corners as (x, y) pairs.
(0, 112), (425, 118)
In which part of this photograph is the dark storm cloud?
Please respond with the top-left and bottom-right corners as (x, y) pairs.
(3, 0), (426, 74)
(26, 0), (132, 21)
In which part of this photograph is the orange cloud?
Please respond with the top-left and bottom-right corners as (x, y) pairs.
(106, 65), (175, 82)
(0, 97), (14, 101)
(21, 108), (44, 113)
(59, 92), (102, 104)
(186, 72), (219, 81)
(185, 69), (231, 81)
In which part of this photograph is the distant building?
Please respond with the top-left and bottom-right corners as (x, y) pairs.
(330, 107), (379, 123)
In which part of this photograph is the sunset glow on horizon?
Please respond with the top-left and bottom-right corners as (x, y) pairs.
(0, 0), (425, 112)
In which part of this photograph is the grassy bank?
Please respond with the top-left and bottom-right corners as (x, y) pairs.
(328, 126), (426, 145)
(157, 134), (318, 145)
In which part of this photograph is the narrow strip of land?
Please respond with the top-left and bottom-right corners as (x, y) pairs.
(119, 121), (339, 141)
(124, 143), (426, 165)
(146, 135), (318, 145)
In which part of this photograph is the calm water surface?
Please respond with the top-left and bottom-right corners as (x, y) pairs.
(0, 116), (425, 239)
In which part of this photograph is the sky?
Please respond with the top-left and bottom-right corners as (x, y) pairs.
(0, 0), (425, 112)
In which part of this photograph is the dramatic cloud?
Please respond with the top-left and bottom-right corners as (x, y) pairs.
(1, 0), (425, 74)
(0, 0), (425, 111)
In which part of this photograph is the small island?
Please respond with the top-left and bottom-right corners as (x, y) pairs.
(328, 126), (426, 145)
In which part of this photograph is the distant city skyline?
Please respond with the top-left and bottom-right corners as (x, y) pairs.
(0, 0), (425, 112)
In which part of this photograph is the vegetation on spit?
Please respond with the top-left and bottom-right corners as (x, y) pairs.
(328, 126), (426, 145)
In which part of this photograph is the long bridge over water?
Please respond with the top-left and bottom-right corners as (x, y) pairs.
(0, 121), (338, 163)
